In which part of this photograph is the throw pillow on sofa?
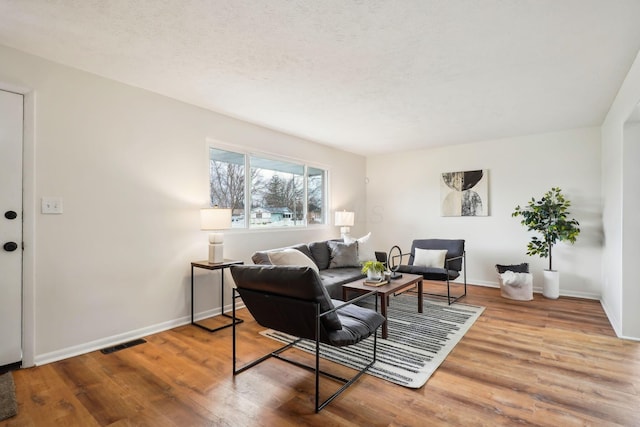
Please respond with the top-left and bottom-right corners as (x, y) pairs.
(327, 241), (360, 268)
(344, 232), (376, 263)
(268, 248), (319, 273)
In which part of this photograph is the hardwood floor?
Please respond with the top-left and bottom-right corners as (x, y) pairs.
(2, 285), (639, 426)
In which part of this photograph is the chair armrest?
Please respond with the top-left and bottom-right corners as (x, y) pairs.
(444, 252), (465, 271)
(322, 289), (378, 317)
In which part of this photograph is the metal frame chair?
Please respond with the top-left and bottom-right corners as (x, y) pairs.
(392, 239), (467, 305)
(230, 265), (384, 413)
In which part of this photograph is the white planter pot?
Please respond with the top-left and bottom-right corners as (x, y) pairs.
(542, 270), (560, 299)
(367, 270), (382, 281)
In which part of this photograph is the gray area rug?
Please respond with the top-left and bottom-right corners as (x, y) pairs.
(0, 372), (18, 421)
(261, 295), (484, 388)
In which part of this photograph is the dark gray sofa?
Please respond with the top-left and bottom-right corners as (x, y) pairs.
(251, 239), (378, 299)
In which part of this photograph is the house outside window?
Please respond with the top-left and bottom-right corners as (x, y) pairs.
(208, 146), (327, 229)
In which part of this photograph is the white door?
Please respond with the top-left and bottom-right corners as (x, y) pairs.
(0, 89), (23, 368)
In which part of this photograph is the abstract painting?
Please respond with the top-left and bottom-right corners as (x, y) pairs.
(440, 170), (488, 216)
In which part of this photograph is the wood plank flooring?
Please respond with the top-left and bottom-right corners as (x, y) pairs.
(2, 284), (640, 426)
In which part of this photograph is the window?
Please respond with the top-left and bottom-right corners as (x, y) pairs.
(208, 148), (246, 227)
(307, 167), (325, 224)
(208, 146), (327, 229)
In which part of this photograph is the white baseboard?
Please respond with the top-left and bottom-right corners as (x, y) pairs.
(34, 301), (245, 366)
(463, 279), (600, 300)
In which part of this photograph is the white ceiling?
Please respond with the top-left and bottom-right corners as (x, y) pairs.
(1, 1), (640, 155)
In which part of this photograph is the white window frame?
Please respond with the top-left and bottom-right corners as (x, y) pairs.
(206, 140), (329, 230)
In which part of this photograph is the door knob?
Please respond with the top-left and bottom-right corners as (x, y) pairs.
(4, 210), (17, 220)
(3, 242), (18, 252)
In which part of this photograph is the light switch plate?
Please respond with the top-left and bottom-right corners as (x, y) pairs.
(41, 197), (63, 214)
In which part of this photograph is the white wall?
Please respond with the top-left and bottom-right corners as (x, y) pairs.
(622, 121), (640, 338)
(0, 45), (366, 364)
(601, 49), (640, 340)
(366, 128), (602, 298)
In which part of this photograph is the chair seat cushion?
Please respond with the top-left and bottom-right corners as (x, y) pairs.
(325, 299), (385, 346)
(397, 265), (460, 281)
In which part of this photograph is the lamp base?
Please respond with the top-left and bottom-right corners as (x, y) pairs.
(208, 243), (224, 263)
(340, 226), (351, 240)
(208, 231), (225, 263)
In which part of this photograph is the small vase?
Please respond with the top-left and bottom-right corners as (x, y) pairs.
(367, 270), (382, 281)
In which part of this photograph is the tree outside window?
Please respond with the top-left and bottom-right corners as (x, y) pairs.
(208, 147), (326, 228)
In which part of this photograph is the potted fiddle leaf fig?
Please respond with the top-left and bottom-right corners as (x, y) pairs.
(512, 187), (580, 299)
(361, 260), (385, 281)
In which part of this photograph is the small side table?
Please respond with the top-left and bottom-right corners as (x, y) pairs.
(191, 259), (244, 332)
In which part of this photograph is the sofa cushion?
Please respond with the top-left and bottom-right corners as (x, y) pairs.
(252, 251), (271, 265)
(251, 244), (316, 267)
(327, 241), (360, 268)
(268, 248), (319, 273)
(319, 268), (365, 299)
(309, 240), (332, 270)
(344, 232), (376, 263)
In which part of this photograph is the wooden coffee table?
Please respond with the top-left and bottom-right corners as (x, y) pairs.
(341, 274), (423, 339)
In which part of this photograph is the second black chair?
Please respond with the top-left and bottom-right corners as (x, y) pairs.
(393, 239), (466, 305)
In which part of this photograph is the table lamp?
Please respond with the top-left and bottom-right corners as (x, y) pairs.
(200, 207), (232, 263)
(335, 210), (354, 239)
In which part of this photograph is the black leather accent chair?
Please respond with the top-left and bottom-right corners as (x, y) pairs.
(230, 265), (385, 412)
(395, 239), (466, 305)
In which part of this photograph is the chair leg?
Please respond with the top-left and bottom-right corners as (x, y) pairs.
(315, 305), (320, 412)
(314, 331), (378, 412)
(232, 296), (379, 413)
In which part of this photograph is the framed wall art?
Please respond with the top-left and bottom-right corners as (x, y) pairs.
(440, 169), (489, 216)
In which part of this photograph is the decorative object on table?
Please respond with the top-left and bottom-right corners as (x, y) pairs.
(512, 187), (580, 299)
(334, 210), (354, 239)
(495, 263), (533, 301)
(200, 206), (232, 263)
(261, 294), (484, 389)
(387, 245), (404, 279)
(363, 279), (388, 287)
(0, 372), (17, 421)
(440, 169), (488, 216)
(361, 260), (385, 281)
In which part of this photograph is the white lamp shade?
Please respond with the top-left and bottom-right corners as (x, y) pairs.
(334, 210), (354, 227)
(201, 207), (232, 230)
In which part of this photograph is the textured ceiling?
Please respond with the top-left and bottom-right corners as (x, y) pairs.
(1, 1), (640, 155)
